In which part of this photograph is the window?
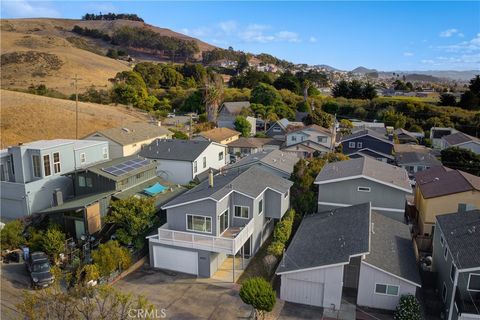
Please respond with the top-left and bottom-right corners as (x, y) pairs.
(219, 210), (229, 234)
(468, 274), (480, 292)
(450, 264), (456, 282)
(102, 147), (108, 159)
(234, 206), (249, 219)
(80, 153), (86, 164)
(442, 283), (447, 302)
(203, 156), (206, 168)
(86, 177), (93, 188)
(317, 136), (327, 143)
(218, 152), (224, 161)
(43, 155), (51, 176)
(349, 142), (355, 148)
(357, 142), (363, 148)
(258, 199), (263, 215)
(32, 155), (41, 177)
(273, 127), (281, 132)
(284, 190), (289, 198)
(291, 136), (297, 142)
(53, 152), (61, 174)
(186, 214), (212, 233)
(444, 246), (448, 261)
(357, 186), (371, 192)
(193, 161), (198, 173)
(375, 284), (399, 296)
(440, 234), (444, 246)
(79, 176), (86, 187)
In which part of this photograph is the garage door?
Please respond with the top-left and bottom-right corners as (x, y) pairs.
(153, 246), (198, 275)
(282, 278), (324, 307)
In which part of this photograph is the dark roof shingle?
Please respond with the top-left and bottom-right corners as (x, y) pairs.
(415, 166), (480, 198)
(139, 139), (216, 162)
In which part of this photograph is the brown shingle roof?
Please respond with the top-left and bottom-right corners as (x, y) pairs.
(199, 127), (240, 143)
(415, 166), (480, 198)
(226, 137), (274, 148)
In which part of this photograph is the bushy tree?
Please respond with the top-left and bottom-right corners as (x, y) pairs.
(92, 240), (132, 277)
(41, 226), (66, 260)
(239, 277), (276, 318)
(106, 197), (157, 249)
(394, 294), (421, 320)
(0, 220), (25, 250)
(382, 109), (407, 129)
(441, 147), (480, 176)
(251, 83), (283, 106)
(234, 116), (252, 137)
(439, 93), (457, 106)
(459, 75), (480, 110)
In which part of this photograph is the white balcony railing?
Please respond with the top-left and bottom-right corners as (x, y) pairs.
(148, 219), (255, 255)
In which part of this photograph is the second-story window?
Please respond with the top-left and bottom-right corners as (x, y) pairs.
(193, 161), (198, 173)
(187, 214), (212, 233)
(349, 142), (355, 148)
(203, 156), (207, 168)
(318, 136), (327, 143)
(258, 199), (263, 215)
(102, 147), (108, 159)
(53, 152), (61, 174)
(291, 136), (297, 142)
(357, 142), (363, 148)
(32, 155), (41, 178)
(43, 155), (51, 176)
(234, 206), (249, 219)
(218, 152), (224, 161)
(80, 153), (86, 164)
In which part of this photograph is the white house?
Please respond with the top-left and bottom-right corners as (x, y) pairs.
(139, 139), (228, 184)
(282, 124), (334, 158)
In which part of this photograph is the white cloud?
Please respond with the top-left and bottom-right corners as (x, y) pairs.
(439, 28), (459, 38)
(439, 33), (480, 53)
(218, 20), (237, 34)
(309, 36), (318, 43)
(275, 31), (300, 43)
(181, 26), (212, 38)
(403, 52), (414, 57)
(1, 0), (60, 18)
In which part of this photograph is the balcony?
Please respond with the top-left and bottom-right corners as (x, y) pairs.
(147, 218), (255, 255)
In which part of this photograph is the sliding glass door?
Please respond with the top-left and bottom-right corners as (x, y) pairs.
(219, 209), (229, 234)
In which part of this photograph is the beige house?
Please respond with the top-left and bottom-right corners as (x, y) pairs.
(197, 127), (240, 145)
(414, 166), (480, 235)
(84, 122), (172, 159)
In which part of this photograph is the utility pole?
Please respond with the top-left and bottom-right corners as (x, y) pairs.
(72, 74), (82, 139)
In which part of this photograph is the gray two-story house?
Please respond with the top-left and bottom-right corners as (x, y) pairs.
(339, 129), (394, 163)
(315, 157), (412, 221)
(147, 166), (293, 278)
(0, 139), (109, 219)
(432, 209), (480, 320)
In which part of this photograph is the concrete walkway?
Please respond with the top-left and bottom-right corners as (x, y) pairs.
(323, 299), (356, 320)
(211, 256), (251, 283)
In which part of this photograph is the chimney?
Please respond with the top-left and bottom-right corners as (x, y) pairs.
(208, 169), (214, 188)
(53, 189), (63, 206)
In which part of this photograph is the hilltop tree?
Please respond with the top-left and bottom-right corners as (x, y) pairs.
(439, 93), (457, 106)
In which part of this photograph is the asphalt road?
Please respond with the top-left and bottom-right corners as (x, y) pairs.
(1, 262), (30, 319)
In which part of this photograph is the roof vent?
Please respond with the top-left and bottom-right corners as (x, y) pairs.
(122, 128), (130, 133)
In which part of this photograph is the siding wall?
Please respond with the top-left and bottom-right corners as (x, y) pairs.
(357, 262), (418, 310)
(155, 159), (193, 184)
(341, 137), (393, 158)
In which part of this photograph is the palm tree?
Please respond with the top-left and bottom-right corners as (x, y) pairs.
(202, 74), (224, 122)
(255, 105), (278, 132)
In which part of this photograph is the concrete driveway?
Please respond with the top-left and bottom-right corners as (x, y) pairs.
(114, 266), (252, 320)
(1, 262), (31, 319)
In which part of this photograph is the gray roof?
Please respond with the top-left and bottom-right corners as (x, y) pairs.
(340, 128), (392, 144)
(227, 150), (299, 175)
(84, 155), (156, 181)
(226, 137), (275, 149)
(219, 101), (251, 116)
(365, 212), (421, 286)
(276, 203), (371, 274)
(315, 157), (412, 192)
(395, 151), (441, 167)
(88, 123), (172, 146)
(139, 139), (215, 162)
(162, 165), (293, 209)
(38, 192), (113, 213)
(12, 139), (105, 150)
(437, 209), (480, 270)
(443, 132), (479, 146)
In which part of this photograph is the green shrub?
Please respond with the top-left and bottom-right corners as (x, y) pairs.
(273, 221), (289, 244)
(239, 277), (276, 317)
(92, 240), (132, 277)
(394, 294), (421, 320)
(266, 241), (285, 257)
(0, 220), (25, 250)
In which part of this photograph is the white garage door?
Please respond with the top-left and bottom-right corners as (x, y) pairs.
(153, 246), (198, 275)
(282, 278), (324, 307)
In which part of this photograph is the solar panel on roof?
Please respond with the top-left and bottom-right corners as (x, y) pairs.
(101, 158), (151, 176)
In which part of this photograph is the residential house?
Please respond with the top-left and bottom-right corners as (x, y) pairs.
(39, 155), (184, 240)
(394, 148), (441, 177)
(315, 157), (412, 221)
(197, 127), (240, 145)
(226, 150), (299, 179)
(339, 128), (394, 163)
(282, 125), (334, 158)
(441, 132), (480, 155)
(139, 139), (228, 184)
(432, 209), (480, 320)
(147, 166), (293, 278)
(217, 101), (256, 136)
(430, 127), (459, 149)
(413, 166), (480, 236)
(277, 203), (421, 310)
(265, 119), (304, 138)
(394, 128), (424, 144)
(0, 139), (109, 219)
(227, 137), (280, 157)
(84, 122), (172, 159)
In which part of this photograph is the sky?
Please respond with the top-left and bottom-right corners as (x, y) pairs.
(1, 1), (479, 71)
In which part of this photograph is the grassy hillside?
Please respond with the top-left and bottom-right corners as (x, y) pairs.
(0, 89), (150, 148)
(0, 18), (217, 94)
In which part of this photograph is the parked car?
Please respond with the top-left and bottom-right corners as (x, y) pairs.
(167, 113), (175, 118)
(26, 252), (54, 288)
